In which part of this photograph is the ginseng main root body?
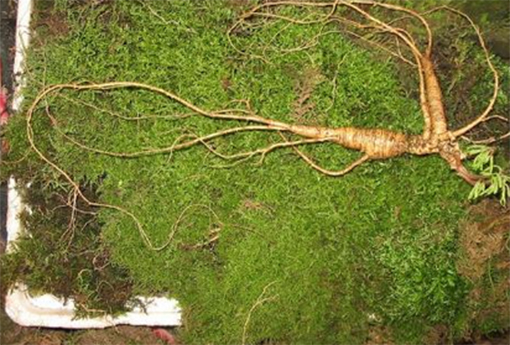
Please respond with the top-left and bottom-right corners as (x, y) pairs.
(280, 124), (409, 158)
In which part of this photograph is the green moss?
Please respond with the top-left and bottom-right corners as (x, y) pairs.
(1, 1), (508, 344)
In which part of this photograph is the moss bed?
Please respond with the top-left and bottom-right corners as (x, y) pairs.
(1, 1), (509, 344)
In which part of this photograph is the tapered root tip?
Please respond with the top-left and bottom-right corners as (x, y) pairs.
(455, 164), (483, 186)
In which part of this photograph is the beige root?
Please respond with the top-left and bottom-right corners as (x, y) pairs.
(25, 1), (504, 249)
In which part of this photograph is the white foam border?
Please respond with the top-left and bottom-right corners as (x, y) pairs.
(11, 0), (32, 112)
(5, 0), (182, 328)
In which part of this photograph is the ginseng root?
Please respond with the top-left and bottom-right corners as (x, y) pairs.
(22, 1), (506, 249)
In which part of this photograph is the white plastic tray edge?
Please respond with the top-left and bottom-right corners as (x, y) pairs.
(4, 0), (182, 328)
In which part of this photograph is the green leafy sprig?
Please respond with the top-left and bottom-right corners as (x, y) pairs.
(466, 145), (510, 205)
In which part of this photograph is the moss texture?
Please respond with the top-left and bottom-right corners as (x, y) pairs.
(1, 1), (508, 344)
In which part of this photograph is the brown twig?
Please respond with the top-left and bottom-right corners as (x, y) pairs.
(242, 282), (278, 345)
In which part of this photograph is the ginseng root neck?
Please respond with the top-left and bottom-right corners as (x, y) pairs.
(406, 135), (438, 156)
(407, 133), (482, 185)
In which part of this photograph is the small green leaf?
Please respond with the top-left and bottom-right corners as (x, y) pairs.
(467, 144), (509, 205)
